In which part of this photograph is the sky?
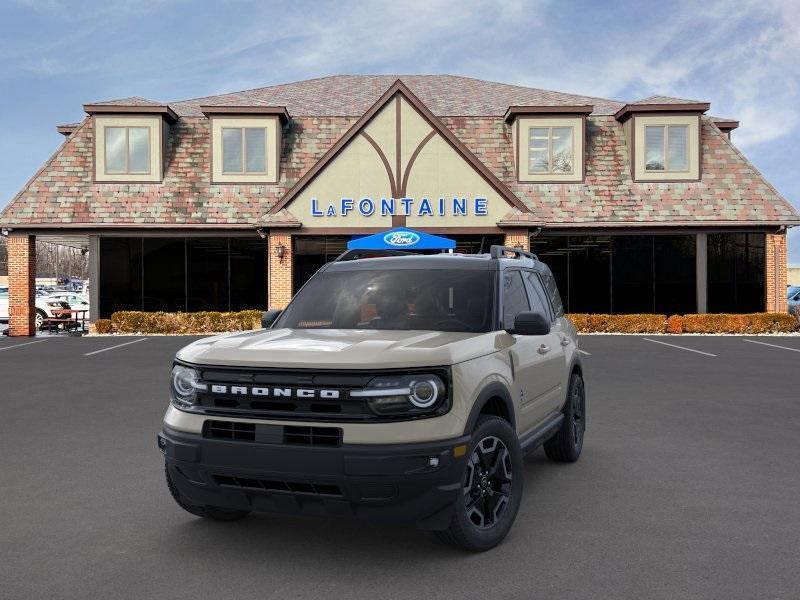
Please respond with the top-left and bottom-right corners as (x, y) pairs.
(0, 0), (798, 261)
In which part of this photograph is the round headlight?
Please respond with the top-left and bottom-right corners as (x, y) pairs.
(409, 379), (439, 408)
(171, 365), (204, 407)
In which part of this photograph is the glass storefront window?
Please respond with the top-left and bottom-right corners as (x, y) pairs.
(98, 237), (267, 318)
(708, 233), (765, 313)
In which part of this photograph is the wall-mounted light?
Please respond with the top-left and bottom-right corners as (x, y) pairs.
(275, 243), (286, 264)
(0, 228), (10, 236)
(256, 228), (267, 239)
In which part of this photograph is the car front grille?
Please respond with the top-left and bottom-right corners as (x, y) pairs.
(203, 420), (342, 446)
(213, 475), (343, 497)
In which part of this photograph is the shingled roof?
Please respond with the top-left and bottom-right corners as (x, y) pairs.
(1, 75), (797, 229)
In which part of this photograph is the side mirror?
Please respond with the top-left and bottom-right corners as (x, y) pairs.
(261, 309), (282, 329)
(509, 311), (550, 336)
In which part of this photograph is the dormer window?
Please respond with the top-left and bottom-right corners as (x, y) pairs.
(105, 126), (151, 174)
(528, 126), (574, 174)
(644, 124), (688, 172)
(201, 106), (289, 184)
(505, 106), (591, 183)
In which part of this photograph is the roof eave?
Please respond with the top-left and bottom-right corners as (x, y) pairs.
(199, 105), (291, 123)
(503, 105), (594, 123)
(83, 104), (179, 122)
(614, 102), (711, 122)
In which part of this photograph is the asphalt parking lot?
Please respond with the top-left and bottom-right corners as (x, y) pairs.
(1, 334), (799, 600)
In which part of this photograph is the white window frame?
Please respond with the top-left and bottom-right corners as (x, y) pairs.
(644, 124), (689, 173)
(104, 126), (152, 175)
(527, 126), (575, 175)
(221, 127), (269, 175)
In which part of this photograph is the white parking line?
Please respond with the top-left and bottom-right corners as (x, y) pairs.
(84, 338), (147, 356)
(743, 339), (800, 353)
(0, 339), (49, 352)
(642, 337), (717, 357)
(578, 349), (591, 356)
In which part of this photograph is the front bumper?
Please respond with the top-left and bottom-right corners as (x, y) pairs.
(159, 425), (470, 530)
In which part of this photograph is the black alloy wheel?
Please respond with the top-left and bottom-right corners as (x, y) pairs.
(463, 435), (513, 528)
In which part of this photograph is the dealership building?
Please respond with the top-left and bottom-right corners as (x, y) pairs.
(1, 75), (797, 335)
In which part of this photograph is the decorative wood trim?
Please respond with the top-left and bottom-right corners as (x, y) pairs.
(200, 105), (290, 122)
(268, 79), (529, 215)
(399, 130), (436, 197)
(504, 104), (593, 122)
(360, 131), (398, 199)
(83, 103), (178, 122)
(614, 102), (710, 122)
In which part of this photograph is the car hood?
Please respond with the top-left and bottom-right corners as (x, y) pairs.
(176, 328), (509, 369)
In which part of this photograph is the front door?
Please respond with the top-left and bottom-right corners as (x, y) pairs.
(501, 270), (564, 434)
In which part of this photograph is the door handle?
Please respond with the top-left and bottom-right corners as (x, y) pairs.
(538, 344), (550, 355)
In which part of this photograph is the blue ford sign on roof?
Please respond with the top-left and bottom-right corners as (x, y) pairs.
(347, 227), (455, 251)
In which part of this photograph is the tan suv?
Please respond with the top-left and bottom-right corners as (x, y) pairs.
(159, 246), (585, 551)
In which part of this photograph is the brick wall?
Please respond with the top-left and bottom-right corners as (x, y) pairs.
(503, 229), (530, 252)
(765, 232), (788, 313)
(7, 234), (36, 336)
(268, 232), (293, 309)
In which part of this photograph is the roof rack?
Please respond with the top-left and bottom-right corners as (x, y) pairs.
(334, 249), (417, 262)
(489, 245), (538, 261)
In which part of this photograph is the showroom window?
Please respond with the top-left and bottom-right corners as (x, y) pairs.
(530, 235), (696, 314)
(99, 237), (267, 317)
(222, 127), (268, 174)
(707, 233), (765, 312)
(528, 126), (573, 174)
(645, 125), (689, 172)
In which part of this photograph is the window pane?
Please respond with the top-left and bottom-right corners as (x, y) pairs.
(645, 126), (665, 171)
(611, 236), (654, 313)
(530, 236), (569, 311)
(667, 125), (688, 171)
(566, 236), (611, 314)
(222, 128), (243, 173)
(551, 127), (573, 173)
(522, 271), (550, 318)
(708, 233), (765, 312)
(187, 238), (229, 311)
(104, 127), (127, 173)
(127, 127), (150, 173)
(502, 271), (530, 329)
(654, 235), (695, 314)
(143, 239), (186, 312)
(244, 128), (266, 173)
(98, 237), (142, 317)
(528, 128), (549, 173)
(230, 238), (268, 311)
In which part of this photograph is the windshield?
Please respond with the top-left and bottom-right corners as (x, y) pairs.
(275, 269), (494, 332)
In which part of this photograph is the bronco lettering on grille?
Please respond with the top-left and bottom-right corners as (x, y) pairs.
(208, 385), (340, 399)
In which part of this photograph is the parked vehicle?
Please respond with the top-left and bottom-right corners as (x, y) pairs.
(789, 286), (800, 315)
(0, 287), (7, 322)
(159, 246), (586, 551)
(45, 292), (90, 320)
(0, 288), (70, 328)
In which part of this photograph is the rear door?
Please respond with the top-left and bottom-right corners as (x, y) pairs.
(501, 270), (562, 433)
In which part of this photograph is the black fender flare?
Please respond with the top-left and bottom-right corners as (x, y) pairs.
(463, 381), (516, 434)
(559, 354), (584, 412)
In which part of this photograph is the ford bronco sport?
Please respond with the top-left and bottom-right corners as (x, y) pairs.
(159, 246), (585, 551)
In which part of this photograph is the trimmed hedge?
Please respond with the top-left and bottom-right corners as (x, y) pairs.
(568, 312), (798, 334)
(94, 319), (113, 334)
(110, 310), (262, 334)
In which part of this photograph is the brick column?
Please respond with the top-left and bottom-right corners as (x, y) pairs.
(503, 229), (530, 251)
(765, 232), (788, 312)
(8, 234), (36, 336)
(268, 231), (293, 309)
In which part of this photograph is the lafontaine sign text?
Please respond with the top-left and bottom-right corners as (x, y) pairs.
(310, 196), (488, 218)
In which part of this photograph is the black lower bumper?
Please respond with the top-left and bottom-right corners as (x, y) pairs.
(158, 426), (470, 530)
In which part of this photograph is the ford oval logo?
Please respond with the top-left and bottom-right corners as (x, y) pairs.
(383, 231), (420, 247)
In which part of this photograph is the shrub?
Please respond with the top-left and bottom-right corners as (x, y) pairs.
(94, 319), (113, 334)
(111, 310), (263, 334)
(680, 313), (797, 334)
(567, 314), (667, 333)
(567, 312), (798, 334)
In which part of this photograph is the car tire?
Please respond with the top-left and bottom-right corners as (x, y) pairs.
(35, 309), (46, 330)
(543, 372), (586, 463)
(164, 463), (250, 522)
(436, 416), (523, 552)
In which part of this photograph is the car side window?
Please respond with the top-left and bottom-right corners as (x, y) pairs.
(522, 271), (552, 321)
(539, 269), (565, 318)
(502, 270), (531, 330)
